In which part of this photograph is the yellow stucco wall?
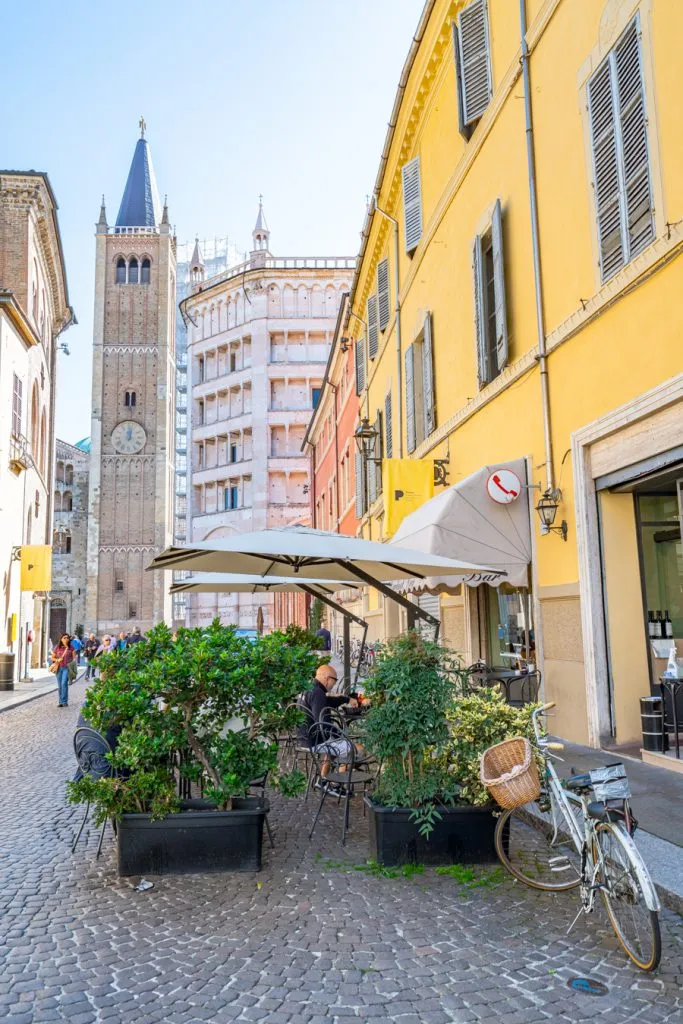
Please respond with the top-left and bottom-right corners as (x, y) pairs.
(348, 0), (683, 745)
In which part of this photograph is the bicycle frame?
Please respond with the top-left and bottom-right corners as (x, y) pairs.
(532, 707), (660, 916)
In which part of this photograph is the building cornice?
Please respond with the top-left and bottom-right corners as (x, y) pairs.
(0, 290), (39, 348)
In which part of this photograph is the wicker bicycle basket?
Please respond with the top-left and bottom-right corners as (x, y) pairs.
(479, 737), (540, 810)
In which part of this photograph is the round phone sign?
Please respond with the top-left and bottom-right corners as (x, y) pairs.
(486, 469), (521, 505)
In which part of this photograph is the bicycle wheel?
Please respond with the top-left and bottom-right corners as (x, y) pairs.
(595, 822), (661, 971)
(495, 794), (582, 891)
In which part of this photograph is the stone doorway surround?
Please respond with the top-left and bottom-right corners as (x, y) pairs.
(572, 374), (683, 747)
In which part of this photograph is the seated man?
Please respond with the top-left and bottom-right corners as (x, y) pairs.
(298, 665), (358, 773)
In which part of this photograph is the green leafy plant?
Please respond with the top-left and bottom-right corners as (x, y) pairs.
(67, 620), (317, 824)
(442, 687), (540, 806)
(434, 864), (505, 888)
(360, 632), (465, 833)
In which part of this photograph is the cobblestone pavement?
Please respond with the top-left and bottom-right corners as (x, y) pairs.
(1, 688), (682, 1024)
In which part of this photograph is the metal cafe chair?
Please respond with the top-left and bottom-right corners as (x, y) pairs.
(307, 724), (376, 846)
(248, 771), (275, 848)
(71, 726), (117, 859)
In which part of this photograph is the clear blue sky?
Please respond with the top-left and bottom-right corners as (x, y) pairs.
(4, 0), (423, 443)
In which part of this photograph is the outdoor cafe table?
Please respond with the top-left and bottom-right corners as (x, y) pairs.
(469, 667), (540, 706)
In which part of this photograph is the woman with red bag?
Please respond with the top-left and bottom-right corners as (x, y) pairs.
(50, 633), (75, 708)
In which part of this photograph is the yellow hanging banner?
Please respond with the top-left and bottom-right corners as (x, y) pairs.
(383, 459), (434, 537)
(20, 546), (53, 592)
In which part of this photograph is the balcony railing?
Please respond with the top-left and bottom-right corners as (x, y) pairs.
(193, 255), (356, 293)
(9, 434), (32, 472)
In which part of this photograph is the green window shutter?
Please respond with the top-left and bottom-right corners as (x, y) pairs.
(588, 58), (624, 279)
(452, 20), (472, 141)
(473, 235), (489, 386)
(368, 294), (379, 359)
(377, 259), (390, 330)
(355, 336), (366, 395)
(422, 311), (436, 436)
(615, 16), (654, 260)
(588, 15), (653, 282)
(384, 391), (393, 459)
(405, 344), (416, 454)
(354, 451), (365, 519)
(374, 410), (383, 496)
(491, 199), (509, 373)
(402, 157), (423, 252)
(457, 0), (492, 127)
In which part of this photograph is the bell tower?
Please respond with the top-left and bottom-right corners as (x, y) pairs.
(85, 121), (176, 633)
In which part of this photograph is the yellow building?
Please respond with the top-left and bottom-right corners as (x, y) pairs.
(348, 0), (683, 754)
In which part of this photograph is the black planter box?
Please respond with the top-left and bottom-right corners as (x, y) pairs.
(117, 797), (267, 877)
(366, 797), (497, 866)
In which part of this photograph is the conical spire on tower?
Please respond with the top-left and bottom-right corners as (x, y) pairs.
(190, 237), (205, 284)
(252, 196), (270, 252)
(115, 119), (162, 229)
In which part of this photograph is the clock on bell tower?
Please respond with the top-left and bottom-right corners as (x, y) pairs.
(85, 123), (176, 634)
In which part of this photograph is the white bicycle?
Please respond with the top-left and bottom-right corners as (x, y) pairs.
(494, 702), (661, 971)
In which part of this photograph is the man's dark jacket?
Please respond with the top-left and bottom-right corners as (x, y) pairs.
(298, 681), (349, 747)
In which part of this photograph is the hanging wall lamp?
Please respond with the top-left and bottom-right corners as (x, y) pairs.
(535, 488), (568, 541)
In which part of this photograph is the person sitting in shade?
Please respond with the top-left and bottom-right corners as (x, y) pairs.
(298, 665), (359, 775)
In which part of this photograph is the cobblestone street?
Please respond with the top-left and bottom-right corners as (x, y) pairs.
(0, 687), (681, 1024)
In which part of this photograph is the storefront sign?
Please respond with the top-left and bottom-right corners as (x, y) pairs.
(383, 459), (434, 536)
(486, 469), (521, 505)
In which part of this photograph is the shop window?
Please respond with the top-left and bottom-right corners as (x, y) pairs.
(473, 199), (508, 387)
(637, 491), (682, 641)
(487, 585), (535, 669)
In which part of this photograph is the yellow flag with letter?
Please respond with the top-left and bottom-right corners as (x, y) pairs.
(20, 546), (53, 591)
(383, 459), (434, 537)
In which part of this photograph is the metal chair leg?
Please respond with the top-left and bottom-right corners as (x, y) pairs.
(342, 784), (352, 846)
(96, 817), (109, 859)
(308, 785), (329, 840)
(265, 813), (275, 848)
(72, 800), (90, 853)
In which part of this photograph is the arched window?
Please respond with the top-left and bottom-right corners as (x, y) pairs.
(64, 531), (72, 555)
(54, 491), (62, 513)
(124, 390), (136, 407)
(116, 258), (126, 284)
(65, 464), (74, 486)
(128, 257), (139, 284)
(141, 258), (151, 284)
(56, 460), (64, 484)
(62, 491), (73, 512)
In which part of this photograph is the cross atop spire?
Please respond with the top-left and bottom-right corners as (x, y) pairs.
(116, 124), (162, 228)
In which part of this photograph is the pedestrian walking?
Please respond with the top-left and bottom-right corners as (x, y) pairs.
(118, 631), (128, 651)
(50, 634), (75, 708)
(83, 633), (99, 679)
(127, 626), (144, 645)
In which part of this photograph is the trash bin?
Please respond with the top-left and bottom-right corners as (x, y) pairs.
(0, 652), (15, 691)
(640, 695), (664, 752)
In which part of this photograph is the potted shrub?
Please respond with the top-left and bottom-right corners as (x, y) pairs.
(361, 632), (538, 866)
(67, 620), (316, 876)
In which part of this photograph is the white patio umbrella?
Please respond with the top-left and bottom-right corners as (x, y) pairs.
(169, 573), (361, 596)
(148, 525), (503, 637)
(168, 573), (366, 686)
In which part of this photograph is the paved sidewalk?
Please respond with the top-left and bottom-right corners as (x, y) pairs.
(0, 665), (90, 714)
(0, 686), (681, 1023)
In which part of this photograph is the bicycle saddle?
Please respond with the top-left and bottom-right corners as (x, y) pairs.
(586, 800), (625, 823)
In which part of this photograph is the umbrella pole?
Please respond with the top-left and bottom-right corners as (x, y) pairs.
(340, 563), (440, 640)
(298, 586), (367, 692)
